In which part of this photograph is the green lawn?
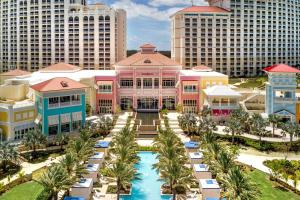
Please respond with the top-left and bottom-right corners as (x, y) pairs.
(249, 170), (300, 200)
(0, 181), (45, 200)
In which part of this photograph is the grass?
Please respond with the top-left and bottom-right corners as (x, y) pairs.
(249, 170), (300, 200)
(0, 181), (45, 200)
(21, 149), (64, 164)
(229, 76), (268, 88)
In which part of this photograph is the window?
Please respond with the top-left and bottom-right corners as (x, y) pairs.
(49, 97), (59, 108)
(61, 123), (70, 133)
(99, 84), (112, 93)
(162, 78), (175, 88)
(16, 114), (21, 121)
(99, 99), (113, 113)
(120, 79), (133, 88)
(49, 125), (58, 135)
(120, 97), (133, 110)
(29, 111), (34, 118)
(143, 78), (152, 89)
(23, 112), (28, 119)
(184, 85), (197, 93)
(71, 94), (81, 104)
(136, 78), (141, 89)
(72, 120), (81, 131)
(162, 97), (175, 110)
(183, 100), (197, 113)
(154, 78), (159, 88)
(60, 96), (71, 106)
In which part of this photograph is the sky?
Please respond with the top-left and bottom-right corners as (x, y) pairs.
(87, 0), (208, 50)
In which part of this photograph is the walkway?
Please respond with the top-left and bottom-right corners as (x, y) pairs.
(237, 152), (300, 191)
(0, 155), (62, 185)
(165, 112), (189, 142)
(104, 112), (133, 141)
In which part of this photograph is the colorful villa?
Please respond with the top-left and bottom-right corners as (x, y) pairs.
(264, 64), (300, 122)
(0, 43), (260, 141)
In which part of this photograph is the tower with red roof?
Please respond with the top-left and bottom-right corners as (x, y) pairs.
(264, 64), (300, 122)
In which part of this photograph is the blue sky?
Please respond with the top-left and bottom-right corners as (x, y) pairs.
(87, 0), (207, 50)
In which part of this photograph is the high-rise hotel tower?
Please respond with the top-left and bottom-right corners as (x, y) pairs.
(171, 0), (300, 76)
(0, 0), (126, 72)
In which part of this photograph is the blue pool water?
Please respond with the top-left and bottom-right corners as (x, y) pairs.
(121, 151), (171, 200)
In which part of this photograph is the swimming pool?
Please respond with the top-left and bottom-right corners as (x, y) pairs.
(121, 151), (171, 200)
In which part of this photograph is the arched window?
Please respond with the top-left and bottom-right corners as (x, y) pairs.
(105, 16), (110, 20)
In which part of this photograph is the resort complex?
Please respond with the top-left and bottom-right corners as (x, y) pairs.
(0, 1), (299, 200)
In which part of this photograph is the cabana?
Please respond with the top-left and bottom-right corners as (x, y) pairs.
(83, 163), (100, 183)
(88, 152), (104, 165)
(70, 178), (93, 200)
(94, 140), (110, 155)
(184, 141), (200, 153)
(199, 179), (221, 200)
(189, 151), (203, 164)
(193, 164), (212, 179)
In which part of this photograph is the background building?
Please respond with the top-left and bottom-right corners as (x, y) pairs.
(171, 1), (300, 76)
(0, 0), (126, 72)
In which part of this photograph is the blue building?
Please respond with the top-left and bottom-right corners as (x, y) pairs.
(31, 77), (87, 136)
(264, 64), (300, 122)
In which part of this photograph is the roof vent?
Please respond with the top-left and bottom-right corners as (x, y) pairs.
(60, 81), (69, 87)
(144, 59), (152, 64)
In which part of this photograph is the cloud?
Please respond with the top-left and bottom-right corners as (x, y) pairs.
(148, 0), (207, 7)
(111, 0), (185, 21)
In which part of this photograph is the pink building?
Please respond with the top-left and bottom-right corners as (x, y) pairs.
(92, 44), (240, 115)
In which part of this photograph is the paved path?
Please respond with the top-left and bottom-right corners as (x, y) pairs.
(1, 155), (62, 185)
(237, 152), (300, 191)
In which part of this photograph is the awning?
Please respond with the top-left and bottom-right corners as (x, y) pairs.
(60, 113), (70, 124)
(48, 115), (59, 125)
(72, 112), (82, 121)
(34, 115), (42, 124)
(96, 81), (113, 85)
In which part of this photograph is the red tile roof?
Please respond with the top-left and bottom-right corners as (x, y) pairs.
(1, 69), (31, 76)
(179, 6), (230, 13)
(140, 44), (156, 49)
(40, 63), (81, 72)
(263, 64), (300, 73)
(115, 51), (180, 67)
(31, 77), (87, 92)
(192, 65), (213, 71)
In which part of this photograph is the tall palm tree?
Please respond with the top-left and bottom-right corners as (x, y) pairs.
(107, 161), (138, 200)
(23, 129), (47, 159)
(281, 121), (300, 150)
(268, 114), (281, 137)
(38, 164), (72, 200)
(224, 116), (242, 144)
(214, 150), (235, 178)
(67, 139), (93, 162)
(0, 142), (19, 172)
(249, 113), (268, 144)
(197, 115), (217, 137)
(55, 132), (69, 151)
(223, 166), (260, 200)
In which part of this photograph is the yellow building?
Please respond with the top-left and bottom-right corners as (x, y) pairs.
(0, 100), (35, 141)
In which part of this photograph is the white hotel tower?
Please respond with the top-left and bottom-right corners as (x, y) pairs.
(0, 0), (126, 72)
(171, 0), (300, 76)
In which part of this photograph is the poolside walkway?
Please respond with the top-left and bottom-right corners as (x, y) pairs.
(166, 112), (190, 142)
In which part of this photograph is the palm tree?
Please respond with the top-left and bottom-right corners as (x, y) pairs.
(268, 114), (281, 137)
(224, 116), (242, 144)
(249, 113), (268, 144)
(177, 113), (197, 136)
(67, 139), (93, 162)
(281, 121), (300, 150)
(0, 142), (19, 172)
(38, 164), (72, 200)
(55, 133), (69, 151)
(97, 116), (113, 136)
(197, 115), (217, 137)
(23, 129), (47, 159)
(213, 150), (235, 179)
(107, 160), (138, 200)
(223, 166), (260, 200)
(267, 160), (282, 181)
